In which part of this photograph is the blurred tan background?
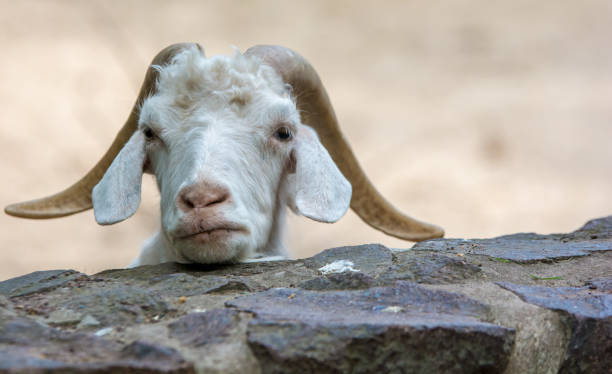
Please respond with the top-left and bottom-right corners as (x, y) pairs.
(1, 0), (611, 280)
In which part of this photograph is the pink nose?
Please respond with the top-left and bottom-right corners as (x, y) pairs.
(177, 182), (230, 212)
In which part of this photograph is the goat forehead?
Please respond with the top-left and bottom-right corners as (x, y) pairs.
(141, 95), (298, 134)
(139, 48), (296, 130)
(152, 48), (286, 111)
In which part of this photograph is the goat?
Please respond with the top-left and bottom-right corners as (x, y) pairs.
(5, 43), (443, 266)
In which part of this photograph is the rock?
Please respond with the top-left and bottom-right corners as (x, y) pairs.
(147, 273), (255, 296)
(586, 278), (612, 291)
(46, 308), (83, 326)
(77, 314), (101, 329)
(413, 234), (612, 263)
(227, 282), (514, 373)
(1, 216), (611, 373)
(299, 271), (377, 290)
(168, 309), (241, 347)
(0, 270), (84, 297)
(119, 340), (192, 371)
(411, 216), (612, 264)
(0, 295), (17, 321)
(498, 282), (612, 374)
(0, 316), (51, 346)
(0, 314), (194, 373)
(568, 215), (612, 240)
(303, 244), (394, 277)
(379, 252), (482, 284)
(61, 287), (170, 326)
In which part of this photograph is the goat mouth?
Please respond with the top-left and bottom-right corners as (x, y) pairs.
(177, 226), (247, 243)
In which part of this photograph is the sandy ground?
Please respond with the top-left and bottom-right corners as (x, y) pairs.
(1, 0), (611, 280)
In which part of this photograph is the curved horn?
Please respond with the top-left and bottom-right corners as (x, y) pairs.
(5, 43), (200, 219)
(246, 45), (443, 241)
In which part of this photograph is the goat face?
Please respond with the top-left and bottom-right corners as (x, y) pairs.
(140, 90), (301, 263)
(90, 48), (352, 263)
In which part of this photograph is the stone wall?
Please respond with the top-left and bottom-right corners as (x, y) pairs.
(1, 217), (611, 373)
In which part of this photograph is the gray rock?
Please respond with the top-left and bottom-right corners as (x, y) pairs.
(586, 278), (612, 292)
(299, 271), (378, 290)
(301, 250), (481, 288)
(498, 281), (612, 374)
(118, 340), (193, 372)
(0, 316), (51, 346)
(380, 252), (482, 284)
(168, 309), (241, 347)
(0, 314), (194, 373)
(412, 216), (612, 264)
(303, 243), (394, 276)
(46, 308), (83, 326)
(1, 216), (611, 373)
(568, 215), (612, 240)
(147, 273), (255, 296)
(228, 282), (514, 373)
(77, 314), (101, 329)
(62, 287), (170, 326)
(0, 270), (84, 297)
(413, 235), (612, 263)
(0, 295), (17, 321)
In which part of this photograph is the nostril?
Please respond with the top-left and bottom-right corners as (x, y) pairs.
(183, 195), (195, 210)
(205, 193), (229, 207)
(178, 192), (196, 212)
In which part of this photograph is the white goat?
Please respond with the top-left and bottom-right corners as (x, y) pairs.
(5, 43), (443, 267)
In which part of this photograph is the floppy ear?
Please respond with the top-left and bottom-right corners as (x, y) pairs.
(287, 126), (352, 223)
(92, 131), (146, 225)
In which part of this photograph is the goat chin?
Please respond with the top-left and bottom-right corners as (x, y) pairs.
(128, 229), (288, 268)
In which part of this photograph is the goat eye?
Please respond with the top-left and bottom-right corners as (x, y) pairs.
(143, 127), (155, 140)
(274, 126), (292, 141)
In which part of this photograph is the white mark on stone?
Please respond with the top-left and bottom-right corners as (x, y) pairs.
(318, 260), (358, 275)
(381, 306), (404, 313)
(94, 327), (113, 337)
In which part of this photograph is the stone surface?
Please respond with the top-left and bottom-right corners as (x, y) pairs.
(569, 216), (612, 240)
(380, 251), (482, 284)
(62, 287), (171, 326)
(46, 308), (83, 326)
(0, 316), (193, 373)
(77, 314), (101, 329)
(499, 282), (612, 374)
(303, 243), (394, 277)
(0, 216), (611, 373)
(412, 216), (612, 263)
(0, 270), (85, 297)
(228, 282), (514, 373)
(413, 235), (612, 263)
(168, 310), (241, 347)
(299, 271), (377, 290)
